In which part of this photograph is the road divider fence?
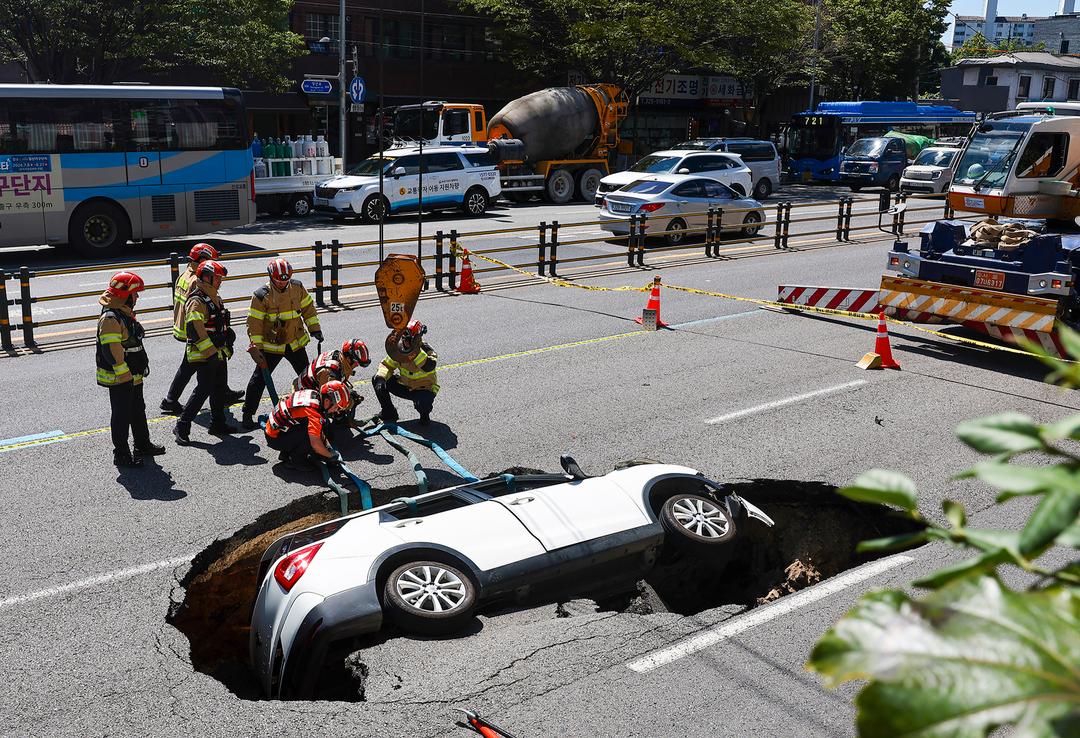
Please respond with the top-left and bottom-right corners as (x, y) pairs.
(0, 191), (963, 353)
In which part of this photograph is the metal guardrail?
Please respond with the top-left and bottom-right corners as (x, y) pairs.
(0, 191), (956, 352)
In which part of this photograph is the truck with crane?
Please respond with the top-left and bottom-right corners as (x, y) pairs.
(389, 84), (629, 204)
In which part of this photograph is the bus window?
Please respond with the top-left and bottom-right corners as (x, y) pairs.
(1017, 133), (1069, 178)
(1, 98), (128, 154)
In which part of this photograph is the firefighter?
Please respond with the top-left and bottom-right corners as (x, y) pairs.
(294, 339), (371, 432)
(264, 380), (351, 469)
(96, 271), (166, 467)
(242, 258), (322, 429)
(161, 243), (243, 414)
(174, 260), (237, 445)
(373, 319), (438, 425)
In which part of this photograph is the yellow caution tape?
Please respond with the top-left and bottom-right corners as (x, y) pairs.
(467, 251), (650, 294)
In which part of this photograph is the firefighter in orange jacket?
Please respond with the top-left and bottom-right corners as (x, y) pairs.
(294, 339), (370, 432)
(264, 381), (351, 469)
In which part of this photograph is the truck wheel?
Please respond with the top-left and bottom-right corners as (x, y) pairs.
(462, 187), (489, 216)
(361, 194), (389, 224)
(68, 201), (131, 258)
(544, 169), (575, 204)
(577, 168), (604, 202)
(288, 194), (312, 217)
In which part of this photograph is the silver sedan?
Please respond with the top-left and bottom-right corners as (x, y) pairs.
(598, 174), (767, 246)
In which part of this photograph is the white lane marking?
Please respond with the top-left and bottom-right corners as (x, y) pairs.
(669, 309), (764, 329)
(705, 379), (867, 425)
(0, 555), (194, 610)
(626, 554), (913, 673)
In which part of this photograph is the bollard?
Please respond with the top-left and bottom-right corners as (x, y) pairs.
(169, 252), (180, 289)
(878, 190), (891, 216)
(548, 220), (559, 277)
(706, 207), (715, 257)
(330, 239), (341, 305)
(896, 193), (907, 235)
(781, 202), (792, 249)
(773, 203), (784, 249)
(18, 266), (34, 347)
(844, 197), (854, 240)
(434, 231), (445, 292)
(943, 196), (954, 220)
(537, 220), (547, 276)
(713, 207), (723, 253)
(836, 199), (846, 241)
(636, 214), (647, 266)
(0, 272), (12, 351)
(448, 229), (459, 291)
(313, 241), (326, 308)
(627, 215), (638, 267)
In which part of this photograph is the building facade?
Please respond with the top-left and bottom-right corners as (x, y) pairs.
(940, 52), (1080, 112)
(949, 14), (1041, 50)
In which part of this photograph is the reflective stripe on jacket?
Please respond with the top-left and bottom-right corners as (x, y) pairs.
(246, 280), (320, 355)
(185, 285), (231, 363)
(96, 297), (147, 387)
(171, 266), (196, 341)
(377, 343), (439, 393)
(265, 390), (326, 439)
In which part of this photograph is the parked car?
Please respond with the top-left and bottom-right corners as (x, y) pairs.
(249, 458), (773, 698)
(670, 138), (782, 199)
(839, 136), (910, 192)
(899, 145), (962, 195)
(595, 150), (753, 205)
(598, 174), (767, 246)
(312, 145), (501, 222)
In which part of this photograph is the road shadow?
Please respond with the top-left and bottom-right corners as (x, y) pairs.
(395, 418), (460, 450)
(203, 432), (268, 468)
(116, 459), (188, 501)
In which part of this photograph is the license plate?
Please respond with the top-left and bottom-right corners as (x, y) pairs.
(314, 197), (329, 206)
(974, 269), (1006, 290)
(964, 196), (985, 209)
(608, 202), (631, 213)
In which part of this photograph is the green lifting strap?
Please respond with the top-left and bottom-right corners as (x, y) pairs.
(338, 461), (374, 510)
(319, 461), (351, 517)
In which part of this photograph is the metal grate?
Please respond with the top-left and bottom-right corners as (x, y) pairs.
(193, 189), (240, 222)
(150, 195), (176, 223)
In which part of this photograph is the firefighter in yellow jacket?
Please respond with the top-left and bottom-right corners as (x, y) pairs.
(373, 320), (438, 425)
(96, 272), (166, 467)
(160, 243), (243, 414)
(241, 258), (322, 429)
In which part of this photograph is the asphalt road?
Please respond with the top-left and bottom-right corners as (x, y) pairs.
(0, 200), (1059, 737)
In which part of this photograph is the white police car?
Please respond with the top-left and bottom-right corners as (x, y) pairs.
(313, 145), (501, 222)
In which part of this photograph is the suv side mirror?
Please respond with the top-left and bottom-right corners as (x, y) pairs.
(392, 167), (406, 178)
(677, 168), (690, 174)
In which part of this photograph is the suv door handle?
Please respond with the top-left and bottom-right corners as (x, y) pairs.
(509, 496), (535, 505)
(395, 519), (423, 527)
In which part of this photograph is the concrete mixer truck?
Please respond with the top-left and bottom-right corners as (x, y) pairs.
(390, 84), (629, 204)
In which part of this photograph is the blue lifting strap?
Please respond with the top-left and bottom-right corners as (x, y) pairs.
(390, 496), (420, 515)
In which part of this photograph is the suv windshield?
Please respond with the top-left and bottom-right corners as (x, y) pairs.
(348, 156), (393, 176)
(629, 155), (680, 173)
(953, 121), (1031, 188)
(846, 138), (887, 158)
(912, 148), (957, 168)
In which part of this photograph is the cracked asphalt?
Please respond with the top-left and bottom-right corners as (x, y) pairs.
(0, 201), (1072, 737)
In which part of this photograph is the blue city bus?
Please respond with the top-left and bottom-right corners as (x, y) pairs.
(786, 101), (976, 183)
(0, 85), (255, 256)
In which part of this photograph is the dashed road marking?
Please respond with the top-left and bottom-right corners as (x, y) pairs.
(625, 554), (914, 673)
(704, 380), (868, 425)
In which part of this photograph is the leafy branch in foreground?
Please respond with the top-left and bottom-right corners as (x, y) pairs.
(807, 390), (1080, 735)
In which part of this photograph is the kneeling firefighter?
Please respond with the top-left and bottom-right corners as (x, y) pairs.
(294, 339), (370, 429)
(373, 320), (438, 425)
(96, 271), (166, 467)
(263, 380), (351, 469)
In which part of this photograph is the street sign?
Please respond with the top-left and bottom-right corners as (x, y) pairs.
(350, 103), (363, 113)
(301, 79), (332, 95)
(349, 76), (366, 104)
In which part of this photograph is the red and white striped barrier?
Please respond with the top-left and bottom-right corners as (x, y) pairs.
(967, 322), (1065, 358)
(777, 285), (879, 313)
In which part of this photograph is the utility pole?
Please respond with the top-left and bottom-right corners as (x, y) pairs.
(378, 0), (385, 262)
(417, 0), (425, 264)
(808, 0), (822, 110)
(338, 0), (347, 170)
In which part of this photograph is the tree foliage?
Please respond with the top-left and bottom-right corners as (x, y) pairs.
(951, 31), (1047, 63)
(0, 0), (305, 89)
(807, 326), (1080, 737)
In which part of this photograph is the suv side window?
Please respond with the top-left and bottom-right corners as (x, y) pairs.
(464, 151), (495, 167)
(393, 155), (422, 176)
(682, 155), (728, 173)
(728, 142), (776, 162)
(425, 152), (464, 173)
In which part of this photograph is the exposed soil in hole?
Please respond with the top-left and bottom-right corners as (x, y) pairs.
(167, 476), (922, 701)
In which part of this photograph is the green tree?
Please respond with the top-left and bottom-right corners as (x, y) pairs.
(807, 328), (1080, 737)
(820, 0), (952, 100)
(0, 0), (305, 89)
(950, 31), (1046, 63)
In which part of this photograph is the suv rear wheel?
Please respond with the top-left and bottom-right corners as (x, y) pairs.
(462, 186), (489, 216)
(383, 560), (476, 634)
(753, 178), (773, 200)
(660, 493), (736, 558)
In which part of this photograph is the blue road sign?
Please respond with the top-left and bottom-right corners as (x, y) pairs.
(349, 77), (366, 104)
(301, 79), (333, 95)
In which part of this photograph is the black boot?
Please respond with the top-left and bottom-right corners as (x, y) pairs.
(378, 406), (399, 423)
(173, 422), (192, 446)
(208, 419), (238, 435)
(241, 414), (260, 431)
(114, 448), (143, 468)
(418, 413), (431, 426)
(160, 398), (183, 415)
(135, 441), (167, 456)
(226, 388), (246, 404)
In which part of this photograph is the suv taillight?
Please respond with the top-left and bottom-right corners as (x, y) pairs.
(274, 542), (322, 591)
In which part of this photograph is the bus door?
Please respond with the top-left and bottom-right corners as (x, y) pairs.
(125, 151), (170, 239)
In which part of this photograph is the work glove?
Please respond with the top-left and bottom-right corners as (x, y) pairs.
(247, 342), (266, 368)
(311, 330), (324, 342)
(372, 375), (387, 393)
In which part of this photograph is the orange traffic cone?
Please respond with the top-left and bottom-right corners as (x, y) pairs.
(873, 310), (901, 369)
(635, 275), (668, 329)
(458, 249), (480, 294)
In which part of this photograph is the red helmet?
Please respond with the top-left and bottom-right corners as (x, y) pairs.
(268, 258), (293, 288)
(341, 339), (370, 368)
(406, 319), (427, 337)
(106, 271), (146, 298)
(320, 379), (351, 414)
(197, 260), (228, 284)
(188, 242), (220, 263)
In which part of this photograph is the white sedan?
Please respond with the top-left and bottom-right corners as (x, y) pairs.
(249, 458), (773, 698)
(599, 174), (768, 246)
(595, 150), (753, 205)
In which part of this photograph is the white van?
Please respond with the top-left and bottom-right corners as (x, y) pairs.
(313, 145), (501, 222)
(669, 138), (782, 199)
